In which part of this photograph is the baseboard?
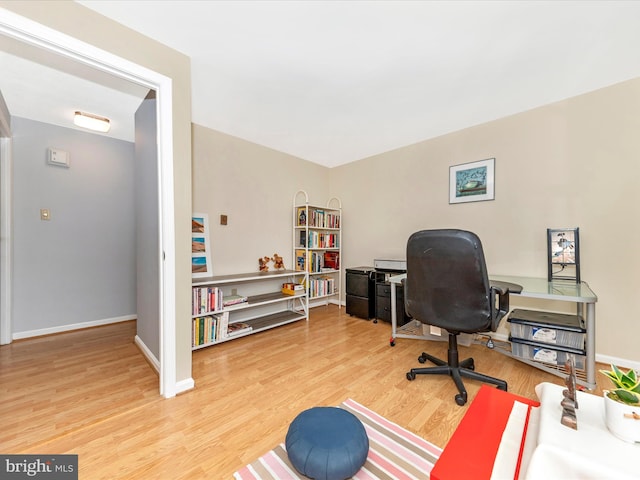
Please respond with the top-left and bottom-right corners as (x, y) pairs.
(175, 377), (195, 394)
(595, 353), (640, 373)
(134, 334), (160, 373)
(12, 315), (136, 340)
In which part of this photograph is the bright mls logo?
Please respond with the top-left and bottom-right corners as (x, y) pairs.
(0, 455), (77, 479)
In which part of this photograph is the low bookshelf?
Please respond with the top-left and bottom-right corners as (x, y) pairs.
(191, 270), (308, 350)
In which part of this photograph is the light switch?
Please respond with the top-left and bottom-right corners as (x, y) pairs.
(40, 208), (50, 221)
(47, 148), (70, 168)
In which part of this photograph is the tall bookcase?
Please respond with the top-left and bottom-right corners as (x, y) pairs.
(293, 190), (342, 307)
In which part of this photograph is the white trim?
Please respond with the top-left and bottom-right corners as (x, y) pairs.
(134, 334), (160, 373)
(0, 8), (178, 398)
(0, 137), (12, 346)
(175, 377), (195, 395)
(595, 354), (640, 373)
(12, 315), (136, 340)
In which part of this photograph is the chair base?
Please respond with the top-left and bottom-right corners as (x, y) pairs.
(406, 334), (507, 406)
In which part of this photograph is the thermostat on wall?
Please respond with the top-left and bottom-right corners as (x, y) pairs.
(47, 148), (70, 168)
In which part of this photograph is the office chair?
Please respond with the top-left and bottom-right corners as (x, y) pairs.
(404, 229), (522, 406)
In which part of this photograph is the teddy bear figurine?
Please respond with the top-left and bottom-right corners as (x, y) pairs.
(272, 253), (285, 270)
(258, 256), (270, 272)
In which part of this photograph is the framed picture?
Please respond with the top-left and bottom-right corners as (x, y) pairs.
(547, 227), (580, 282)
(449, 158), (495, 204)
(192, 213), (212, 278)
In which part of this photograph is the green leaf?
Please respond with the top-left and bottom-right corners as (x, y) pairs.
(614, 389), (640, 405)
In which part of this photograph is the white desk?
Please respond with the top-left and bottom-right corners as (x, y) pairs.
(388, 274), (598, 389)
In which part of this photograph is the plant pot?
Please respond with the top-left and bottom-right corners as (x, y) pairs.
(603, 391), (640, 443)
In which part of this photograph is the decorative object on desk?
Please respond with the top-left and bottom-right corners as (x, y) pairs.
(192, 213), (212, 278)
(449, 157), (495, 204)
(547, 227), (580, 282)
(600, 364), (640, 443)
(560, 356), (578, 429)
(271, 253), (285, 270)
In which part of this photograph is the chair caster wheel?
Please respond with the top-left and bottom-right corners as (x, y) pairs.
(468, 360), (475, 370)
(455, 393), (467, 406)
(406, 371), (416, 381)
(418, 354), (427, 364)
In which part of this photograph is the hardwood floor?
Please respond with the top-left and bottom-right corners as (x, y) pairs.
(0, 306), (606, 479)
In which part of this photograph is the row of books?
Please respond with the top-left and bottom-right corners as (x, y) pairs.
(296, 207), (340, 229)
(302, 231), (339, 249)
(192, 287), (248, 315)
(192, 286), (223, 315)
(192, 311), (228, 346)
(295, 250), (340, 273)
(309, 276), (336, 299)
(192, 311), (253, 347)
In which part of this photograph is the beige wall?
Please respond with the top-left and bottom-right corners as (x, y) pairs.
(330, 77), (640, 365)
(192, 125), (330, 275)
(1, 1), (194, 385)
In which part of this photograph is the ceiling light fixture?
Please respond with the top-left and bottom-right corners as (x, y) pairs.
(73, 111), (110, 133)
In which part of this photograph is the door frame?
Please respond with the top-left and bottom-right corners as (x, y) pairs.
(0, 8), (178, 398)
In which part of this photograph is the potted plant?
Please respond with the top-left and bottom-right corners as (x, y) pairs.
(599, 364), (640, 443)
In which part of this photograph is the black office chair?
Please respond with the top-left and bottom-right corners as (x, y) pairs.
(404, 229), (522, 406)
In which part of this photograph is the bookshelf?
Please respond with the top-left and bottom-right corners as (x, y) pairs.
(293, 190), (342, 307)
(191, 270), (307, 350)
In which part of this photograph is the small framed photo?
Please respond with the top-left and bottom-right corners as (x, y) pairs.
(449, 158), (495, 204)
(192, 213), (212, 278)
(547, 227), (580, 282)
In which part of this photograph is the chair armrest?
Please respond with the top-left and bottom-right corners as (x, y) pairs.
(490, 280), (523, 295)
(489, 281), (523, 331)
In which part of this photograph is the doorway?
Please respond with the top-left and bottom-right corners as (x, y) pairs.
(0, 10), (178, 397)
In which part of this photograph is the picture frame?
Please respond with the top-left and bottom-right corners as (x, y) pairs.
(547, 227), (580, 282)
(449, 158), (495, 204)
(192, 213), (212, 278)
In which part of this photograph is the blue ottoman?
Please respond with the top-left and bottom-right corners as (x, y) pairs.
(285, 407), (369, 480)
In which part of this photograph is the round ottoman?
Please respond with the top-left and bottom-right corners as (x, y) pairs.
(285, 407), (369, 480)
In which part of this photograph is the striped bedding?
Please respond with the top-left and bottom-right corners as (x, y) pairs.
(233, 398), (442, 479)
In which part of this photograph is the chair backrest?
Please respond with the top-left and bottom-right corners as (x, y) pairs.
(404, 229), (492, 334)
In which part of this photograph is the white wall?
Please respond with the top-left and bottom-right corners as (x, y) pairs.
(11, 116), (136, 336)
(192, 125), (330, 275)
(329, 77), (640, 365)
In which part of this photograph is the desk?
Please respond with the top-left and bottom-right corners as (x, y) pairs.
(389, 274), (598, 389)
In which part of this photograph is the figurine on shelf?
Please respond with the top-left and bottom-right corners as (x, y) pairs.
(259, 256), (271, 272)
(272, 253), (285, 270)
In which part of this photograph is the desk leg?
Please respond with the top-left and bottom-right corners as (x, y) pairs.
(585, 302), (596, 389)
(390, 283), (397, 346)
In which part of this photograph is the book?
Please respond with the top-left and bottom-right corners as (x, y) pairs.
(216, 311), (229, 339)
(222, 294), (248, 307)
(227, 322), (252, 336)
(295, 249), (306, 271)
(297, 207), (307, 226)
(323, 251), (339, 270)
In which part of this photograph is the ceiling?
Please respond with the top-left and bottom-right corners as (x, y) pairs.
(2, 1), (640, 167)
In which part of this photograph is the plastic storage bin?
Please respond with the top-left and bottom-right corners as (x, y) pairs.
(510, 336), (586, 370)
(508, 309), (585, 349)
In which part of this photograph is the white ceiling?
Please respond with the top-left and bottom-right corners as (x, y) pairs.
(3, 1), (640, 167)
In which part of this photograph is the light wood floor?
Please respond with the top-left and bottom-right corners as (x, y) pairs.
(0, 305), (606, 479)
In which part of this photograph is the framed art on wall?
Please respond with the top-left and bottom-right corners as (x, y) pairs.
(449, 158), (495, 204)
(192, 213), (212, 278)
